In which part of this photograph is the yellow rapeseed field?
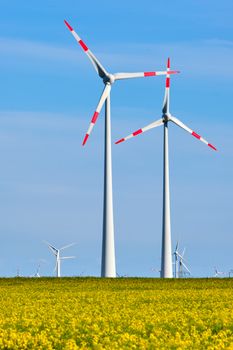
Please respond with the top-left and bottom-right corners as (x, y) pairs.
(0, 278), (233, 349)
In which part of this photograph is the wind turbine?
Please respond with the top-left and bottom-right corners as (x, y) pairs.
(178, 247), (191, 278)
(115, 58), (217, 278)
(116, 272), (128, 278)
(173, 242), (180, 278)
(33, 263), (41, 278)
(173, 244), (191, 278)
(64, 20), (179, 278)
(151, 267), (161, 277)
(213, 267), (225, 278)
(45, 242), (76, 277)
(30, 259), (46, 278)
(16, 267), (21, 278)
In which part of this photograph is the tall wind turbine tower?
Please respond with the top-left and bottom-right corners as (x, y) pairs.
(64, 21), (178, 277)
(116, 58), (216, 278)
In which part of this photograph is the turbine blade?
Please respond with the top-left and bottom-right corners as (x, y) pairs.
(60, 243), (76, 251)
(64, 20), (108, 78)
(162, 58), (171, 114)
(115, 118), (163, 144)
(44, 241), (58, 256)
(176, 251), (184, 260)
(60, 256), (76, 260)
(82, 84), (111, 145)
(114, 70), (179, 81)
(170, 116), (217, 151)
(181, 261), (191, 274)
(181, 247), (186, 258)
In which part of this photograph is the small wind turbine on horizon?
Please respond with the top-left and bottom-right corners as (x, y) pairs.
(16, 267), (21, 278)
(178, 247), (191, 278)
(116, 272), (128, 278)
(30, 259), (47, 278)
(116, 58), (217, 278)
(64, 20), (179, 278)
(213, 267), (225, 278)
(151, 267), (161, 276)
(173, 243), (191, 278)
(32, 263), (41, 278)
(173, 242), (180, 278)
(45, 242), (76, 278)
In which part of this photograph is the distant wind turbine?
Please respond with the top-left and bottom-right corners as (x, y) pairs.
(178, 248), (191, 278)
(213, 267), (225, 278)
(16, 267), (21, 278)
(33, 263), (41, 278)
(45, 242), (76, 277)
(64, 20), (179, 278)
(30, 259), (47, 278)
(116, 272), (128, 278)
(116, 58), (216, 278)
(173, 243), (190, 278)
(173, 242), (180, 278)
(151, 267), (161, 276)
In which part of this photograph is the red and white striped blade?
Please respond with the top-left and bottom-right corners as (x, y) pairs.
(113, 70), (179, 81)
(170, 116), (217, 151)
(82, 84), (111, 146)
(115, 118), (163, 144)
(162, 58), (171, 114)
(64, 20), (108, 79)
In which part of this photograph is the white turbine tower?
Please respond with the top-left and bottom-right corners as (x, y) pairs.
(45, 242), (75, 277)
(116, 58), (217, 278)
(64, 20), (179, 278)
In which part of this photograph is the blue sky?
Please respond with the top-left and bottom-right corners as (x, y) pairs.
(0, 1), (232, 277)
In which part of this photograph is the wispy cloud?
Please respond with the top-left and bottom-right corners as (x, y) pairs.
(1, 181), (79, 196)
(102, 39), (233, 78)
(0, 37), (81, 64)
(0, 37), (232, 78)
(0, 110), (82, 131)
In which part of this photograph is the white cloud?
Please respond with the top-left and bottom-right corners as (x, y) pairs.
(102, 39), (233, 78)
(0, 37), (80, 63)
(2, 182), (78, 196)
(0, 37), (233, 78)
(0, 110), (82, 131)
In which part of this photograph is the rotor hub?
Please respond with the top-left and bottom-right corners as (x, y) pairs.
(103, 74), (115, 85)
(163, 113), (171, 122)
